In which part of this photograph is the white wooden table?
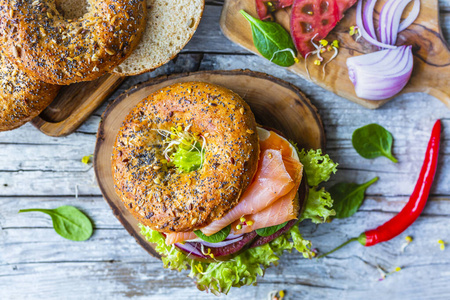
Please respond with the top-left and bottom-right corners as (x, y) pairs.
(1, 1), (449, 299)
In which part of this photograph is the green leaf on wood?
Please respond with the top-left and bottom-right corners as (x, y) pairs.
(352, 124), (398, 163)
(19, 206), (93, 241)
(330, 177), (379, 219)
(240, 10), (297, 67)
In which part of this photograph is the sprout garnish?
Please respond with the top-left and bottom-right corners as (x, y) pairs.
(153, 124), (206, 172)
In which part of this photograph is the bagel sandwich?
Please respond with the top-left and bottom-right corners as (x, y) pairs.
(112, 82), (338, 294)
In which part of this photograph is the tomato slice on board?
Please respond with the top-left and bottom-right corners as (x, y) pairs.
(256, 0), (294, 20)
(290, 0), (357, 57)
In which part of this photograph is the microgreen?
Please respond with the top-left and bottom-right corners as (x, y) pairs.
(19, 205), (93, 241)
(154, 124), (205, 173)
(81, 154), (93, 164)
(330, 177), (379, 219)
(352, 124), (398, 163)
(438, 239), (447, 251)
(304, 34), (340, 79)
(349, 26), (362, 41)
(240, 10), (297, 67)
(194, 225), (231, 243)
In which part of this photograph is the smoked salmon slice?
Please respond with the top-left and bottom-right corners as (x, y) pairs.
(258, 127), (295, 157)
(165, 231), (197, 245)
(200, 149), (297, 236)
(231, 191), (300, 235)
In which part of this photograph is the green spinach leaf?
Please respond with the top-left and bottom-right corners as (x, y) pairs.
(330, 177), (378, 219)
(256, 221), (289, 237)
(240, 10), (297, 67)
(352, 124), (398, 163)
(194, 225), (231, 243)
(19, 206), (93, 241)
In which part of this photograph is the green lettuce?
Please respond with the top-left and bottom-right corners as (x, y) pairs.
(140, 148), (338, 294)
(300, 187), (335, 223)
(171, 142), (203, 173)
(297, 148), (338, 186)
(139, 223), (313, 295)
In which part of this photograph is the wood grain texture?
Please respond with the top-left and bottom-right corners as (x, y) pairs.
(94, 70), (325, 258)
(220, 0), (450, 109)
(0, 1), (450, 299)
(31, 74), (125, 137)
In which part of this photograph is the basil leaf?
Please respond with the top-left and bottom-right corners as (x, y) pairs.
(256, 221), (289, 237)
(194, 225), (231, 243)
(352, 124), (398, 163)
(19, 206), (93, 241)
(240, 10), (296, 67)
(330, 177), (378, 219)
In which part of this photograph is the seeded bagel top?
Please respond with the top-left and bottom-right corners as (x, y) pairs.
(112, 82), (260, 232)
(0, 0), (146, 85)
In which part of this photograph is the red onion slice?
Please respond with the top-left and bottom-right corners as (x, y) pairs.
(357, 0), (397, 49)
(196, 236), (244, 248)
(390, 0), (414, 45)
(363, 0), (378, 40)
(225, 233), (244, 240)
(174, 242), (207, 258)
(398, 0), (420, 32)
(378, 0), (398, 44)
(347, 45), (413, 100)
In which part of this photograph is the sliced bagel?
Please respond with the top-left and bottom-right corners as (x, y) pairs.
(0, 50), (59, 131)
(113, 0), (205, 76)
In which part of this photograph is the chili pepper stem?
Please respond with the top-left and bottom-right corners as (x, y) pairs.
(316, 237), (359, 259)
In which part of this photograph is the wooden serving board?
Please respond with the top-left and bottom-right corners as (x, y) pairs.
(93, 70), (325, 258)
(220, 0), (450, 109)
(31, 74), (125, 137)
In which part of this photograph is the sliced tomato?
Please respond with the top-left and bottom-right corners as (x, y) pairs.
(256, 0), (294, 20)
(290, 0), (357, 57)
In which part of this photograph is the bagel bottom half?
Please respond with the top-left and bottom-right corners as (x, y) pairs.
(0, 50), (59, 131)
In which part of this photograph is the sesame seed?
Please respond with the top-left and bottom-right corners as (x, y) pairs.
(105, 48), (116, 55)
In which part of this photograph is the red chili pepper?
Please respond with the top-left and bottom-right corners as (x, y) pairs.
(318, 120), (442, 258)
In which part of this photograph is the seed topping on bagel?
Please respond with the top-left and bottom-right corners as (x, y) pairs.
(112, 82), (260, 233)
(0, 49), (59, 131)
(0, 0), (146, 85)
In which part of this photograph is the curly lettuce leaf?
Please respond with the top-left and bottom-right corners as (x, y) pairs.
(300, 187), (335, 223)
(297, 148), (338, 186)
(139, 223), (313, 295)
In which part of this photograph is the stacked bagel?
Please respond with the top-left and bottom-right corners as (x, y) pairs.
(0, 0), (204, 131)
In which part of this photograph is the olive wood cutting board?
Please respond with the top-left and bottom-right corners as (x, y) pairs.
(220, 0), (450, 109)
(93, 70), (325, 258)
(31, 74), (125, 137)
